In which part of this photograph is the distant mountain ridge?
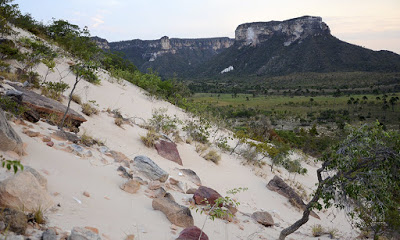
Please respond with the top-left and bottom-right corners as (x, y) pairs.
(94, 16), (400, 80)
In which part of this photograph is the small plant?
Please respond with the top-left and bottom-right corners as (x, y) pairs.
(148, 108), (181, 134)
(216, 136), (231, 152)
(81, 103), (99, 116)
(140, 130), (160, 148)
(80, 131), (94, 146)
(0, 96), (27, 116)
(1, 155), (23, 174)
(327, 228), (339, 239)
(71, 94), (82, 105)
(195, 143), (209, 154)
(33, 206), (45, 224)
(311, 224), (324, 237)
(203, 150), (221, 164)
(114, 117), (123, 127)
(41, 81), (69, 101)
(183, 118), (211, 144)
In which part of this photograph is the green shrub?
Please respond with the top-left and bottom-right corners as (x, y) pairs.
(0, 96), (26, 116)
(148, 108), (180, 134)
(41, 81), (69, 101)
(140, 130), (160, 148)
(81, 103), (99, 116)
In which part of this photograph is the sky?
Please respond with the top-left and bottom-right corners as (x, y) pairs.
(14, 0), (400, 54)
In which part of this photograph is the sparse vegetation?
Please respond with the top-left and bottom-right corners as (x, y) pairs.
(311, 224), (324, 237)
(71, 94), (82, 105)
(81, 102), (99, 116)
(203, 150), (221, 164)
(140, 130), (160, 148)
(1, 155), (23, 174)
(114, 117), (123, 127)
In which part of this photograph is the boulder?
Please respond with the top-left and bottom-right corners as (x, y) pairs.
(120, 179), (141, 194)
(68, 227), (101, 240)
(176, 226), (208, 240)
(0, 109), (23, 154)
(0, 208), (27, 235)
(152, 194), (194, 228)
(251, 211), (274, 227)
(193, 186), (222, 206)
(133, 156), (169, 182)
(23, 166), (47, 189)
(180, 169), (201, 186)
(186, 188), (197, 194)
(267, 175), (320, 219)
(148, 180), (161, 190)
(0, 171), (53, 212)
(117, 166), (133, 179)
(155, 140), (183, 165)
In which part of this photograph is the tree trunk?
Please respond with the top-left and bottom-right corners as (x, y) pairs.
(59, 75), (79, 130)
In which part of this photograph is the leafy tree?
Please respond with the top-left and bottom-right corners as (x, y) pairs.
(279, 122), (400, 239)
(0, 0), (19, 36)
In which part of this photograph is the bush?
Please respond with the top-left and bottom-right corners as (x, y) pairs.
(140, 130), (160, 148)
(311, 224), (324, 237)
(81, 103), (99, 116)
(41, 81), (69, 101)
(203, 150), (221, 164)
(80, 131), (95, 146)
(0, 96), (26, 116)
(148, 108), (180, 134)
(71, 94), (82, 105)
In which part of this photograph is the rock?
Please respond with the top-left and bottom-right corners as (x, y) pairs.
(42, 136), (51, 142)
(154, 187), (167, 198)
(155, 140), (183, 165)
(120, 179), (141, 194)
(169, 177), (179, 185)
(68, 227), (101, 240)
(251, 211), (274, 227)
(98, 146), (109, 154)
(193, 186), (222, 206)
(0, 234), (24, 240)
(0, 171), (53, 212)
(125, 235), (135, 240)
(0, 109), (23, 154)
(133, 156), (169, 182)
(0, 208), (27, 235)
(51, 130), (79, 143)
(23, 129), (40, 137)
(186, 188), (197, 194)
(85, 226), (99, 234)
(42, 228), (57, 240)
(180, 169), (201, 186)
(9, 84), (86, 129)
(117, 166), (133, 179)
(148, 180), (161, 190)
(23, 166), (47, 189)
(70, 144), (84, 155)
(152, 194), (194, 228)
(23, 109), (40, 123)
(267, 175), (320, 219)
(83, 191), (90, 198)
(176, 226), (208, 240)
(105, 151), (130, 164)
(46, 141), (54, 147)
(133, 177), (147, 185)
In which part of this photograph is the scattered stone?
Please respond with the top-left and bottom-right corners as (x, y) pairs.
(117, 166), (133, 179)
(42, 228), (57, 240)
(152, 194), (194, 228)
(4, 150), (20, 160)
(23, 166), (47, 189)
(83, 191), (90, 198)
(154, 187), (167, 198)
(121, 179), (141, 194)
(176, 226), (208, 240)
(251, 211), (274, 227)
(23, 129), (40, 137)
(133, 177), (147, 185)
(0, 171), (54, 212)
(267, 175), (320, 219)
(125, 235), (135, 240)
(148, 181), (161, 190)
(180, 169), (201, 186)
(155, 140), (183, 165)
(98, 146), (109, 154)
(68, 227), (101, 240)
(193, 186), (222, 206)
(46, 141), (54, 147)
(84, 150), (93, 158)
(106, 150), (130, 164)
(0, 109), (23, 154)
(0, 208), (27, 235)
(170, 224), (178, 231)
(51, 130), (79, 143)
(133, 156), (169, 182)
(85, 226), (99, 234)
(42, 136), (51, 142)
(169, 177), (179, 185)
(186, 188), (197, 195)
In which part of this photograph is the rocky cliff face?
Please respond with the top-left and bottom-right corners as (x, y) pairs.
(235, 16), (329, 47)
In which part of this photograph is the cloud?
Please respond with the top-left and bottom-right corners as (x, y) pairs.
(91, 15), (105, 28)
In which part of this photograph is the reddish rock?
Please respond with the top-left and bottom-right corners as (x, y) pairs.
(42, 136), (51, 142)
(267, 175), (320, 219)
(193, 186), (222, 206)
(23, 129), (40, 137)
(83, 191), (90, 197)
(148, 181), (161, 190)
(105, 150), (130, 164)
(85, 226), (99, 234)
(121, 179), (141, 194)
(155, 140), (182, 165)
(46, 141), (54, 147)
(176, 226), (208, 240)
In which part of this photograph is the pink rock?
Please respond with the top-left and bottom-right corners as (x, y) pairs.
(155, 140), (183, 165)
(46, 141), (54, 147)
(176, 226), (208, 240)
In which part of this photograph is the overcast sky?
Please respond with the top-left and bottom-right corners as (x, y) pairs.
(14, 0), (400, 54)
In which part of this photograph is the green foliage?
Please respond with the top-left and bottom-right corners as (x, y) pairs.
(140, 130), (160, 148)
(70, 63), (100, 84)
(0, 95), (26, 116)
(183, 118), (211, 144)
(148, 108), (181, 134)
(81, 102), (98, 116)
(41, 81), (69, 101)
(0, 39), (20, 60)
(0, 0), (19, 36)
(1, 155), (23, 174)
(203, 150), (221, 164)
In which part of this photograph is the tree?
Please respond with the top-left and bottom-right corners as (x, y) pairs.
(0, 0), (19, 37)
(279, 122), (400, 240)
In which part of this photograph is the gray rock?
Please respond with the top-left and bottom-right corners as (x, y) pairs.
(23, 166), (47, 189)
(0, 109), (23, 154)
(98, 146), (109, 154)
(251, 211), (274, 227)
(0, 234), (24, 240)
(68, 227), (101, 240)
(133, 155), (169, 182)
(42, 228), (57, 240)
(180, 169), (202, 186)
(0, 208), (27, 235)
(152, 194), (194, 228)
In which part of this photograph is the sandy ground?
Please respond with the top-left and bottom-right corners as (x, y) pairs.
(0, 27), (359, 240)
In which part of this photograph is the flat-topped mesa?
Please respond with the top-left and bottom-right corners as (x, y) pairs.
(235, 16), (330, 47)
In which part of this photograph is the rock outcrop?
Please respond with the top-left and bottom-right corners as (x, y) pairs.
(176, 226), (209, 240)
(267, 175), (320, 219)
(68, 227), (102, 240)
(180, 169), (201, 186)
(0, 171), (54, 212)
(152, 194), (194, 228)
(133, 155), (169, 182)
(155, 140), (183, 165)
(0, 109), (23, 154)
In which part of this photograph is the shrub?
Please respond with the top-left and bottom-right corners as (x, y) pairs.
(195, 143), (209, 154)
(40, 81), (69, 101)
(114, 117), (123, 127)
(71, 94), (82, 105)
(203, 150), (221, 164)
(148, 108), (180, 134)
(70, 64), (100, 84)
(81, 103), (98, 116)
(0, 96), (27, 116)
(140, 130), (160, 148)
(183, 118), (210, 144)
(80, 131), (94, 146)
(311, 224), (324, 237)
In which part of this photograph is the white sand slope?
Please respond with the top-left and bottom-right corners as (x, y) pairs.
(1, 27), (359, 240)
